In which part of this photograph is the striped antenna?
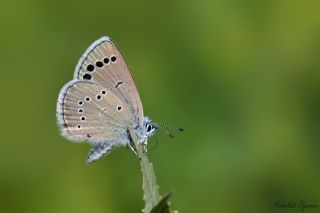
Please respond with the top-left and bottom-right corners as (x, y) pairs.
(153, 122), (184, 139)
(155, 123), (184, 132)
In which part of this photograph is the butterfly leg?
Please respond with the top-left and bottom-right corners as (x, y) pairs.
(86, 143), (113, 164)
(142, 142), (148, 154)
(127, 142), (138, 156)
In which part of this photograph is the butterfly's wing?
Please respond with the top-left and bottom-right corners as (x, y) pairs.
(74, 36), (144, 126)
(57, 80), (134, 144)
(86, 142), (114, 164)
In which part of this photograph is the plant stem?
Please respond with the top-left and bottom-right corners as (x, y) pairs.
(130, 130), (161, 213)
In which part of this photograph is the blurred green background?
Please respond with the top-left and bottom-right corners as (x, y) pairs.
(1, 0), (320, 212)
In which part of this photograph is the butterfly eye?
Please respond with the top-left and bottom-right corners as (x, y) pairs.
(111, 56), (117, 62)
(147, 124), (152, 132)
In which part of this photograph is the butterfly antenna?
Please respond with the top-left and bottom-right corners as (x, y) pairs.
(155, 124), (175, 138)
(154, 122), (184, 139)
(155, 123), (184, 132)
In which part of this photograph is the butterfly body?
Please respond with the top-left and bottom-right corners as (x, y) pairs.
(56, 36), (157, 163)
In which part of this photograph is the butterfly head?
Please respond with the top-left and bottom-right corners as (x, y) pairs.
(143, 117), (157, 137)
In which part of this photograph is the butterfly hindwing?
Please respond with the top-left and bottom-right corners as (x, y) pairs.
(57, 80), (134, 144)
(74, 37), (144, 126)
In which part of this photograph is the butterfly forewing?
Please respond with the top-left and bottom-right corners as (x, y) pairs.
(57, 80), (134, 144)
(74, 37), (144, 126)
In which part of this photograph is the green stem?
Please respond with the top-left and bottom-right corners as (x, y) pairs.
(130, 130), (161, 213)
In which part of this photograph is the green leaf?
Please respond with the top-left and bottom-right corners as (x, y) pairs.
(150, 191), (178, 213)
(130, 130), (178, 213)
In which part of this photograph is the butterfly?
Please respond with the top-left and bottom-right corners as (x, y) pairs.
(56, 36), (157, 163)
